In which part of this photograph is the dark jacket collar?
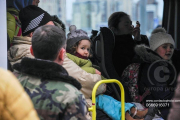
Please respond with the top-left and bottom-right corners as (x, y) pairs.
(13, 57), (82, 90)
(115, 34), (134, 44)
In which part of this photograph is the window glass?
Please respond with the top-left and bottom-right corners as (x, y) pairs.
(39, 0), (164, 37)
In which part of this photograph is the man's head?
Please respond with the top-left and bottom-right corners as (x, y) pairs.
(31, 25), (66, 65)
(32, 0), (40, 6)
(19, 5), (54, 37)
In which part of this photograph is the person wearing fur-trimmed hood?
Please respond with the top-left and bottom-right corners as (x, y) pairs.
(122, 27), (179, 120)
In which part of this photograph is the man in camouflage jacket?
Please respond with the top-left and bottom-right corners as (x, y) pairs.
(13, 25), (87, 120)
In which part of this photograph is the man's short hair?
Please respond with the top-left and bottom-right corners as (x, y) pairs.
(32, 25), (66, 61)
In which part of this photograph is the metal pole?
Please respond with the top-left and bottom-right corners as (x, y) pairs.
(140, 0), (147, 35)
(0, 0), (7, 69)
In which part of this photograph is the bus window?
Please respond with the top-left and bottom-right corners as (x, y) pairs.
(39, 0), (164, 38)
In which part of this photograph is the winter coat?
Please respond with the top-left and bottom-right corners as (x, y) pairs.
(8, 36), (34, 66)
(7, 8), (22, 43)
(0, 68), (39, 120)
(13, 57), (87, 120)
(96, 94), (135, 120)
(7, 0), (33, 42)
(67, 53), (96, 74)
(122, 45), (177, 120)
(168, 74), (180, 120)
(112, 34), (149, 77)
(63, 54), (106, 106)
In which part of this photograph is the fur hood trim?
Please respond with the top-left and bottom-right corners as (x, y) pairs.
(134, 44), (162, 63)
(13, 57), (82, 90)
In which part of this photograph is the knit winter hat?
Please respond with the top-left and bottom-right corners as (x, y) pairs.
(19, 5), (52, 36)
(66, 25), (90, 51)
(149, 27), (175, 51)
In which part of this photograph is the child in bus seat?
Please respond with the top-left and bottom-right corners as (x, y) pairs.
(122, 27), (177, 120)
(66, 25), (103, 78)
(66, 25), (158, 120)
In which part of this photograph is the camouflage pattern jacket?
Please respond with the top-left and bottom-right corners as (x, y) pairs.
(13, 57), (87, 120)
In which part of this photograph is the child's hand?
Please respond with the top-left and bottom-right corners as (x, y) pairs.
(103, 84), (107, 93)
(95, 69), (101, 75)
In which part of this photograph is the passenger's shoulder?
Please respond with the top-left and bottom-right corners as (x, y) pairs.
(54, 82), (85, 103)
(57, 82), (82, 95)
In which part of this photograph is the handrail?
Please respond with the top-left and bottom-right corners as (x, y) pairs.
(88, 79), (125, 120)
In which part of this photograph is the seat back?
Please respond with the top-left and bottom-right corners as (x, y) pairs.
(98, 27), (120, 79)
(90, 27), (121, 101)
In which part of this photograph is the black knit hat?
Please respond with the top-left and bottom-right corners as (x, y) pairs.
(66, 25), (90, 51)
(19, 5), (52, 36)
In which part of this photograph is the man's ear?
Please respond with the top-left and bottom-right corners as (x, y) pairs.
(29, 32), (33, 37)
(59, 48), (66, 61)
(30, 46), (34, 56)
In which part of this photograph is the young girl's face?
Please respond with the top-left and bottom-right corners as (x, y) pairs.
(76, 40), (91, 57)
(155, 43), (174, 60)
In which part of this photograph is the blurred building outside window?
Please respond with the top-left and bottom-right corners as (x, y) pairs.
(39, 0), (163, 38)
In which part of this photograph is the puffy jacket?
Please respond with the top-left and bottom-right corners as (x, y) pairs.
(96, 95), (135, 120)
(7, 0), (33, 42)
(0, 68), (39, 120)
(67, 53), (96, 74)
(7, 8), (21, 43)
(67, 53), (106, 79)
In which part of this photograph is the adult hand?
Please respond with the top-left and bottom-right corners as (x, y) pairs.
(95, 69), (101, 75)
(132, 21), (141, 41)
